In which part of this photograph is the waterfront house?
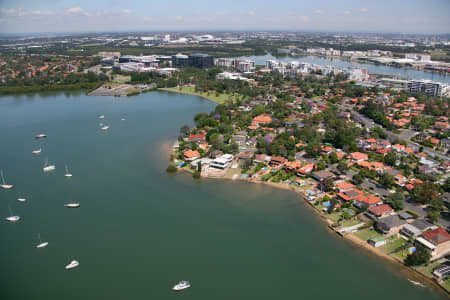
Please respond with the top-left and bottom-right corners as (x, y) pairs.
(210, 154), (234, 170)
(376, 215), (407, 236)
(188, 134), (206, 143)
(368, 237), (387, 248)
(354, 194), (382, 209)
(335, 181), (355, 193)
(184, 150), (200, 161)
(312, 170), (334, 183)
(297, 163), (315, 176)
(269, 156), (287, 168)
(337, 189), (365, 202)
(416, 228), (450, 261)
(400, 219), (436, 238)
(254, 154), (270, 164)
(367, 204), (394, 220)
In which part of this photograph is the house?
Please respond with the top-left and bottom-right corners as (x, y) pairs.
(376, 215), (407, 236)
(416, 228), (450, 261)
(269, 156), (287, 168)
(254, 154), (270, 164)
(210, 150), (223, 159)
(367, 204), (394, 219)
(354, 194), (382, 208)
(335, 181), (355, 193)
(349, 152), (368, 163)
(337, 189), (365, 202)
(184, 150), (200, 161)
(312, 170), (334, 182)
(252, 114), (272, 125)
(187, 134), (206, 143)
(394, 174), (408, 186)
(210, 154), (234, 170)
(433, 265), (450, 281)
(237, 151), (253, 165)
(297, 163), (314, 175)
(283, 160), (302, 172)
(400, 219), (436, 238)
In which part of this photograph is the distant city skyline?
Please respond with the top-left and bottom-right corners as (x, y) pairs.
(0, 0), (449, 34)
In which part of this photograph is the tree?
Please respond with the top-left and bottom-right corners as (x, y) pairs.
(305, 137), (321, 158)
(411, 181), (439, 204)
(383, 151), (396, 166)
(405, 244), (431, 266)
(385, 192), (405, 211)
(337, 160), (348, 174)
(329, 152), (339, 164)
(323, 177), (335, 192)
(180, 125), (190, 137)
(166, 164), (177, 173)
(379, 173), (395, 188)
(353, 173), (364, 185)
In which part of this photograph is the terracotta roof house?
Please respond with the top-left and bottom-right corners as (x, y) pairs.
(184, 150), (200, 161)
(367, 204), (394, 219)
(253, 114), (272, 125)
(335, 181), (355, 193)
(376, 215), (407, 236)
(354, 194), (382, 209)
(283, 160), (302, 172)
(337, 189), (365, 202)
(416, 228), (450, 260)
(188, 134), (206, 143)
(349, 152), (368, 162)
(254, 154), (270, 164)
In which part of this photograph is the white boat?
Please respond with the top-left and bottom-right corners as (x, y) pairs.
(43, 158), (56, 172)
(35, 134), (47, 139)
(121, 118), (126, 121)
(101, 125), (109, 131)
(172, 281), (191, 291)
(17, 196), (26, 203)
(36, 233), (48, 248)
(65, 260), (79, 270)
(0, 170), (13, 189)
(5, 206), (20, 222)
(99, 115), (105, 119)
(32, 148), (42, 154)
(64, 165), (73, 178)
(64, 203), (80, 208)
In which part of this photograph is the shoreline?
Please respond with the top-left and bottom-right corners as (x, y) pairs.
(173, 161), (449, 296)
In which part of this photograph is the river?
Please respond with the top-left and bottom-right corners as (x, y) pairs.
(0, 91), (446, 299)
(238, 54), (450, 84)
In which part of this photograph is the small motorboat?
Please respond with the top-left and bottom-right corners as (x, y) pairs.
(64, 165), (73, 178)
(6, 215), (20, 222)
(35, 134), (47, 139)
(1, 170), (13, 189)
(64, 203), (80, 208)
(101, 125), (109, 131)
(32, 148), (42, 154)
(36, 234), (48, 248)
(99, 115), (105, 119)
(17, 198), (26, 203)
(65, 260), (79, 270)
(172, 281), (191, 291)
(43, 158), (55, 172)
(121, 118), (126, 121)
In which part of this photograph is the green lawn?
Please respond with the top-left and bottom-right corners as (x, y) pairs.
(159, 86), (245, 104)
(379, 238), (409, 254)
(354, 228), (383, 241)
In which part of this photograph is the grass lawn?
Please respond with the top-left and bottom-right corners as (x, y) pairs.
(379, 238), (409, 254)
(224, 167), (242, 179)
(341, 218), (361, 228)
(416, 261), (441, 279)
(354, 228), (383, 241)
(391, 250), (408, 262)
(159, 86), (246, 104)
(443, 279), (450, 292)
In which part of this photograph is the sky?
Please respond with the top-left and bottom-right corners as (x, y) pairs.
(0, 0), (449, 34)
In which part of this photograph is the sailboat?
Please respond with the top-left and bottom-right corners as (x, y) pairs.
(101, 125), (109, 131)
(121, 118), (126, 121)
(5, 205), (20, 222)
(34, 134), (47, 139)
(36, 233), (48, 248)
(65, 260), (79, 270)
(99, 115), (105, 119)
(0, 170), (14, 189)
(32, 148), (42, 154)
(64, 198), (80, 208)
(64, 165), (73, 178)
(43, 158), (56, 172)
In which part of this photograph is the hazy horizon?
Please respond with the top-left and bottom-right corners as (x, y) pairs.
(0, 0), (449, 35)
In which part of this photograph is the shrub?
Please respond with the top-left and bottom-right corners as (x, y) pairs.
(166, 164), (177, 173)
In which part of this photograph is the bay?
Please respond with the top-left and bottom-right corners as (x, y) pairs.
(0, 91), (446, 299)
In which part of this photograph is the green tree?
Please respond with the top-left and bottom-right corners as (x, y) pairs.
(353, 173), (364, 185)
(166, 164), (177, 173)
(385, 192), (405, 211)
(329, 152), (339, 164)
(323, 177), (335, 192)
(405, 245), (431, 266)
(383, 151), (397, 166)
(337, 160), (348, 174)
(411, 181), (439, 204)
(379, 173), (395, 188)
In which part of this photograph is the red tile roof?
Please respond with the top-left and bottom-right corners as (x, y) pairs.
(368, 204), (393, 216)
(422, 228), (450, 245)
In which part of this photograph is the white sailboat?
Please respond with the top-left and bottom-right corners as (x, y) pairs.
(64, 165), (73, 178)
(0, 170), (13, 189)
(121, 118), (126, 121)
(36, 233), (48, 248)
(65, 260), (79, 270)
(172, 281), (191, 291)
(64, 199), (80, 208)
(5, 205), (20, 222)
(101, 125), (109, 131)
(32, 148), (42, 154)
(99, 115), (105, 119)
(34, 134), (47, 139)
(43, 158), (56, 172)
